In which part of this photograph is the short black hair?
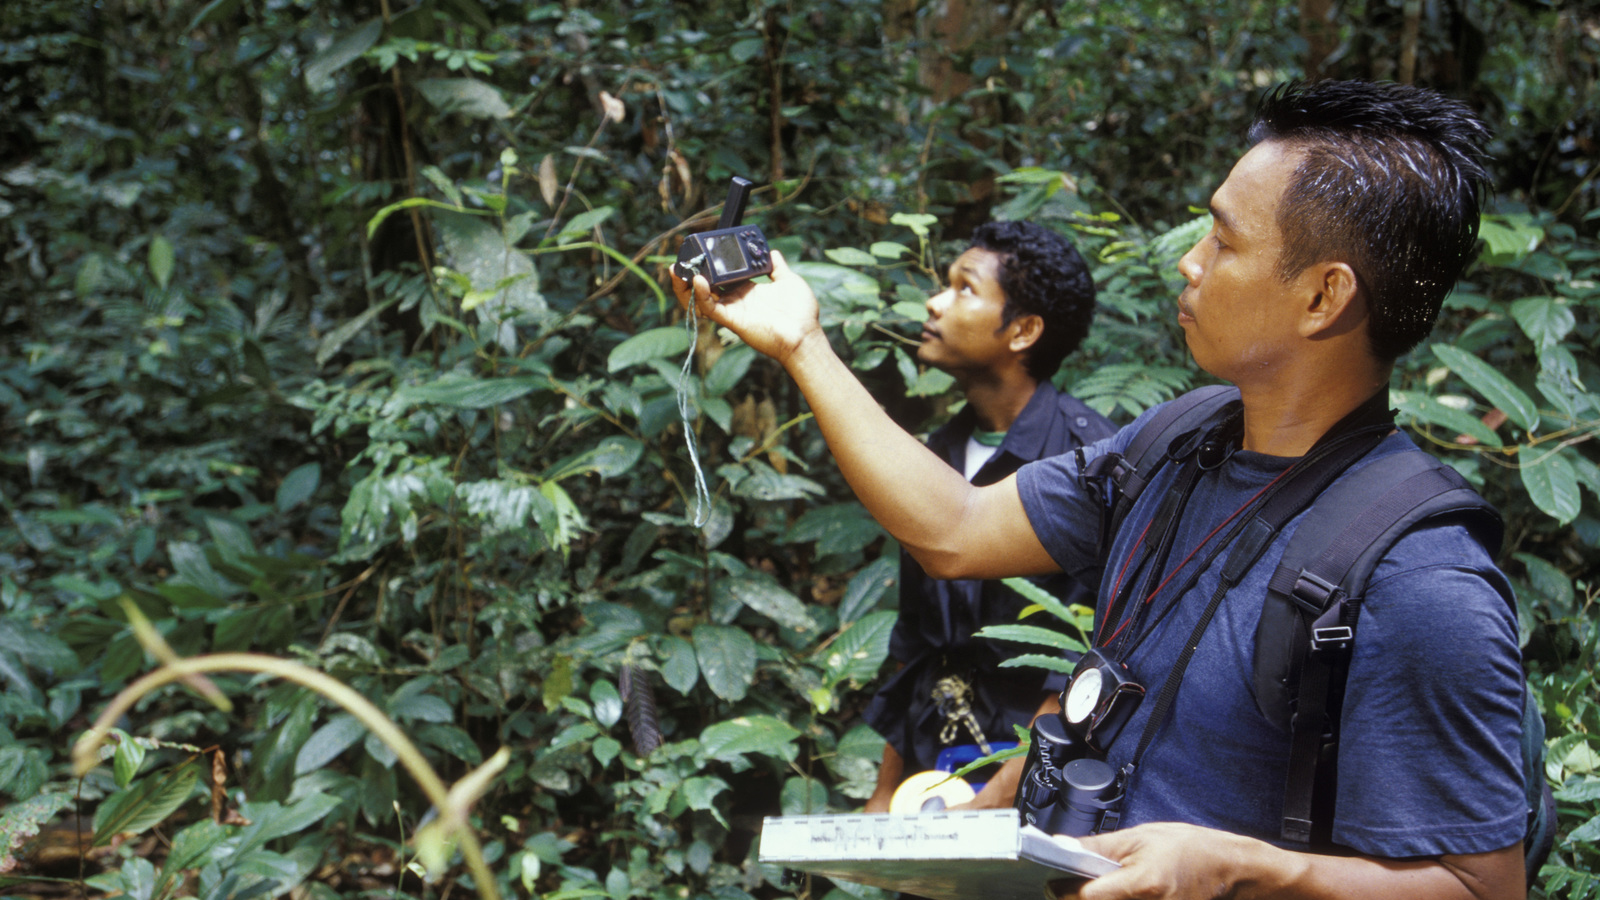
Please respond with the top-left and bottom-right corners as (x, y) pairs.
(968, 220), (1096, 380)
(1248, 79), (1492, 361)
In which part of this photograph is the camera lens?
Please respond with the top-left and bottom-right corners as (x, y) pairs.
(1059, 758), (1119, 837)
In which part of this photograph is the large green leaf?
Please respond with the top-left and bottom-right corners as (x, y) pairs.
(608, 327), (693, 372)
(820, 610), (896, 686)
(838, 555), (897, 623)
(698, 715), (800, 763)
(1519, 449), (1582, 524)
(295, 714), (366, 775)
(388, 373), (544, 411)
(155, 819), (228, 900)
(415, 77), (512, 118)
(692, 625), (758, 702)
(658, 636), (699, 695)
(732, 469), (825, 502)
(974, 623), (1086, 654)
(1511, 296), (1575, 351)
(1390, 390), (1503, 448)
(1, 792), (72, 872)
(1431, 344), (1540, 432)
(717, 572), (815, 632)
(92, 761), (201, 846)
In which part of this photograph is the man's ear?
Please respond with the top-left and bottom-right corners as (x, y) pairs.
(1008, 314), (1045, 353)
(1300, 262), (1364, 339)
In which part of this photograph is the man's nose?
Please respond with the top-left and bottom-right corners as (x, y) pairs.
(926, 288), (951, 317)
(1177, 243), (1204, 285)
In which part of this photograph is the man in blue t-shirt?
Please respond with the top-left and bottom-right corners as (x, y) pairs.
(675, 80), (1526, 899)
(861, 221), (1114, 813)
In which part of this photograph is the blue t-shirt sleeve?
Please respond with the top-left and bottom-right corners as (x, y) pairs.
(1014, 440), (1114, 588)
(1330, 524), (1527, 858)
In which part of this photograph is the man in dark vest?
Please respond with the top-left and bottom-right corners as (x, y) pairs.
(861, 222), (1113, 813)
(679, 80), (1525, 899)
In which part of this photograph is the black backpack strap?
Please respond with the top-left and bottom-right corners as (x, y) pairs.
(1261, 452), (1503, 846)
(1080, 385), (1240, 558)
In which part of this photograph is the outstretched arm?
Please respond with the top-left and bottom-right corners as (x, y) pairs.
(675, 251), (1057, 579)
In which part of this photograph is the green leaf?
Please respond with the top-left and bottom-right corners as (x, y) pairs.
(732, 469), (825, 502)
(820, 610), (895, 686)
(721, 575), (815, 632)
(295, 714), (366, 775)
(659, 636), (699, 694)
(389, 373), (544, 410)
(315, 298), (397, 366)
(591, 680), (623, 728)
(1510, 295), (1574, 351)
(545, 436), (643, 481)
(155, 819), (228, 900)
(148, 235), (174, 290)
(1513, 552), (1575, 611)
(704, 344), (756, 398)
(838, 556), (897, 623)
(1390, 390), (1502, 448)
(692, 624), (757, 702)
(1519, 449), (1582, 524)
(1431, 344), (1540, 432)
(113, 736), (146, 788)
(997, 652), (1078, 675)
(781, 776), (831, 815)
(305, 19), (382, 88)
(555, 206), (618, 245)
(1, 792), (72, 873)
(869, 241), (913, 260)
(698, 715), (800, 763)
(974, 623), (1086, 654)
(823, 247), (878, 267)
(92, 761), (201, 846)
(608, 327), (692, 372)
(889, 212), (939, 236)
(729, 38), (764, 62)
(681, 775), (730, 814)
(419, 723), (483, 764)
(415, 77), (512, 118)
(276, 462), (321, 512)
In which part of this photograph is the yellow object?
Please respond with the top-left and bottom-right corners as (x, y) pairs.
(888, 769), (976, 813)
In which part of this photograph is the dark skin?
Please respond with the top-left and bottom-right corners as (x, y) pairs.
(674, 139), (1524, 899)
(863, 245), (1048, 814)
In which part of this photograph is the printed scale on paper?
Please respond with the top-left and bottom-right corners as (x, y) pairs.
(759, 809), (1119, 900)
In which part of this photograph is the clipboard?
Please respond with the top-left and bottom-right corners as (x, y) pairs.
(758, 809), (1119, 900)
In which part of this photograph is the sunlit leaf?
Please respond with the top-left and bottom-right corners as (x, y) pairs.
(1431, 344), (1540, 432)
(698, 715), (800, 763)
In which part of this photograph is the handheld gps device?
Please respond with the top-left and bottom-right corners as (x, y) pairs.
(673, 176), (772, 292)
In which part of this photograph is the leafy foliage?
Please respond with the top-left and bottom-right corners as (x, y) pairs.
(1, 1), (1597, 899)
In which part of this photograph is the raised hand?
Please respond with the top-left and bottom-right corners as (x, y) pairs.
(671, 249), (824, 368)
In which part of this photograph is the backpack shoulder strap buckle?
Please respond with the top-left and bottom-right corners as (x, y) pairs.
(1309, 599), (1355, 654)
(1289, 569), (1344, 617)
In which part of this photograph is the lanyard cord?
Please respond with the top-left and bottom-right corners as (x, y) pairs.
(677, 302), (712, 528)
(1099, 461), (1295, 654)
(1116, 397), (1398, 785)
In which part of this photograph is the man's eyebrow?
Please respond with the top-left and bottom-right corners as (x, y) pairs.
(1208, 202), (1232, 232)
(953, 260), (986, 281)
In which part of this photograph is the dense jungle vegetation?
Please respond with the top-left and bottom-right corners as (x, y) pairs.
(2, 0), (1598, 898)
